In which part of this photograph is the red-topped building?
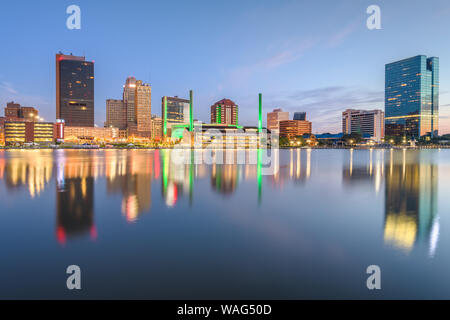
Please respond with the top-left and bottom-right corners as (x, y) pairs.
(210, 99), (238, 125)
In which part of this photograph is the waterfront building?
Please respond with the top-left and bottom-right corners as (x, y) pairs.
(151, 115), (163, 139)
(293, 112), (306, 121)
(4, 121), (54, 145)
(385, 55), (439, 138)
(134, 80), (152, 138)
(64, 126), (119, 142)
(279, 120), (312, 139)
(267, 108), (289, 133)
(56, 53), (94, 127)
(210, 99), (238, 125)
(123, 77), (136, 127)
(171, 123), (268, 149)
(162, 96), (190, 132)
(55, 119), (65, 142)
(106, 99), (126, 130)
(5, 102), (38, 122)
(342, 109), (384, 142)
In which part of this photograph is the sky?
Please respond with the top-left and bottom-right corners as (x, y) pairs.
(1, 0), (450, 134)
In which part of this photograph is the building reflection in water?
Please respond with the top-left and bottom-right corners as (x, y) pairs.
(384, 149), (439, 256)
(105, 150), (153, 222)
(3, 150), (53, 198)
(343, 149), (384, 193)
(55, 151), (96, 245)
(0, 148), (439, 252)
(268, 148), (310, 188)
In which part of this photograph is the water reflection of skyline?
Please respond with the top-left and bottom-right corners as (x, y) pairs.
(0, 149), (440, 253)
(342, 149), (439, 255)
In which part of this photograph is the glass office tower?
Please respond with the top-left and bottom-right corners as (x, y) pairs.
(385, 55), (439, 138)
(56, 53), (95, 127)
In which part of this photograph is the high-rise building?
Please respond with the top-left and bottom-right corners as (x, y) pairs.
(134, 80), (152, 138)
(385, 55), (439, 138)
(210, 99), (238, 125)
(151, 115), (163, 139)
(342, 109), (384, 141)
(162, 96), (190, 130)
(106, 99), (126, 130)
(5, 102), (38, 122)
(267, 108), (289, 132)
(123, 77), (136, 127)
(56, 53), (95, 127)
(293, 112), (306, 121)
(279, 120), (312, 139)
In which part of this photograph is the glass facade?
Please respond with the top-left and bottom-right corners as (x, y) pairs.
(57, 55), (95, 127)
(162, 96), (190, 128)
(385, 55), (439, 138)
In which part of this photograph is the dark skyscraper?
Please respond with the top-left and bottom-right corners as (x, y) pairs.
(56, 53), (94, 127)
(293, 112), (306, 121)
(385, 55), (439, 138)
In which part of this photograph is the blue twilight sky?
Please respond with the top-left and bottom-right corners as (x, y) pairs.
(1, 0), (450, 133)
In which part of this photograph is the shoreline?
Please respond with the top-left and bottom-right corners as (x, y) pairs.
(0, 146), (449, 151)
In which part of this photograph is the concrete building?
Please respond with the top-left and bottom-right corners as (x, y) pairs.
(342, 109), (384, 142)
(64, 126), (119, 142)
(267, 108), (289, 132)
(279, 120), (312, 139)
(123, 77), (136, 127)
(4, 121), (54, 145)
(106, 99), (126, 130)
(127, 80), (151, 139)
(210, 99), (238, 125)
(151, 115), (163, 139)
(5, 102), (38, 122)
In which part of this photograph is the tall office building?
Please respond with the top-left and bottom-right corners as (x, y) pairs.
(385, 55), (439, 138)
(123, 77), (136, 127)
(293, 112), (306, 121)
(134, 80), (152, 137)
(342, 109), (384, 141)
(56, 53), (95, 127)
(162, 96), (190, 131)
(210, 99), (238, 125)
(106, 99), (126, 130)
(267, 108), (290, 132)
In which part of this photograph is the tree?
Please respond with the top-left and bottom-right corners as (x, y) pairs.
(342, 132), (362, 145)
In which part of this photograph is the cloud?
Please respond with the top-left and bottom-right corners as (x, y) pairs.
(222, 38), (318, 90)
(0, 82), (18, 95)
(327, 18), (361, 48)
(265, 86), (384, 133)
(0, 81), (52, 120)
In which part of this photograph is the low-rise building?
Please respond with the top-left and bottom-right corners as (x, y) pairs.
(279, 120), (312, 139)
(64, 126), (119, 142)
(4, 121), (55, 145)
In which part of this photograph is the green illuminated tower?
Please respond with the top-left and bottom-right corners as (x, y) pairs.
(163, 96), (168, 136)
(189, 90), (194, 132)
(258, 93), (263, 133)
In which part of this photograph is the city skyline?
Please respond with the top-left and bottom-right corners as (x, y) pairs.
(1, 1), (450, 133)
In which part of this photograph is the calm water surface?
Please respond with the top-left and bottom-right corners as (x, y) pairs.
(1, 148), (449, 299)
